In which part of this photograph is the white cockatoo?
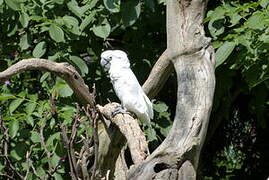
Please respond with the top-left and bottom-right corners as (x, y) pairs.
(100, 50), (153, 127)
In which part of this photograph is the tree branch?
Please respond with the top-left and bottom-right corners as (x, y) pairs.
(0, 58), (95, 107)
(142, 50), (174, 99)
(97, 103), (148, 164)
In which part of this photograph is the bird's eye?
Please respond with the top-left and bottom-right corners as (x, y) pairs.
(108, 56), (112, 60)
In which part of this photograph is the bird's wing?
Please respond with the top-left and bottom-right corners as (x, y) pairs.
(141, 90), (154, 119)
(110, 67), (153, 122)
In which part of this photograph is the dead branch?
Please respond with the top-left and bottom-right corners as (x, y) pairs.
(0, 58), (95, 107)
(142, 50), (174, 99)
(97, 103), (148, 164)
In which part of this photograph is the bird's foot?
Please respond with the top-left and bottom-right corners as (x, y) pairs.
(112, 106), (131, 117)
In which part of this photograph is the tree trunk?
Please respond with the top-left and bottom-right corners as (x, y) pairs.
(127, 0), (215, 179)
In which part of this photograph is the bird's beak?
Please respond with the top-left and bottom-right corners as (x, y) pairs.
(100, 58), (110, 69)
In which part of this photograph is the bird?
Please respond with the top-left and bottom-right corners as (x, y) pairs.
(100, 50), (154, 127)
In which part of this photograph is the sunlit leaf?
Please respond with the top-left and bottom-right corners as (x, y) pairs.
(9, 98), (24, 114)
(103, 0), (120, 13)
(46, 132), (61, 149)
(69, 55), (89, 76)
(80, 13), (95, 31)
(25, 116), (34, 127)
(19, 12), (29, 28)
(0, 94), (16, 100)
(245, 11), (265, 30)
(19, 33), (30, 50)
(25, 102), (37, 114)
(215, 41), (236, 68)
(5, 0), (20, 11)
(145, 128), (157, 142)
(53, 0), (64, 4)
(9, 119), (19, 138)
(67, 0), (83, 17)
(153, 102), (168, 113)
(49, 24), (65, 42)
(92, 19), (111, 39)
(30, 131), (41, 143)
(33, 41), (46, 58)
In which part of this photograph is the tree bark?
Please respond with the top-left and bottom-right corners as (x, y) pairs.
(127, 0), (215, 179)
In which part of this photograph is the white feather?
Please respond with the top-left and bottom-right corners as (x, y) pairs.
(100, 50), (153, 126)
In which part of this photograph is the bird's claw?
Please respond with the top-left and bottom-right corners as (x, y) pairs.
(112, 106), (131, 117)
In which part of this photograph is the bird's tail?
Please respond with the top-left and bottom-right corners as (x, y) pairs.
(138, 114), (157, 142)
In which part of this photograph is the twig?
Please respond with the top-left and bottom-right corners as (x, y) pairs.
(83, 104), (99, 180)
(60, 113), (80, 180)
(0, 113), (24, 179)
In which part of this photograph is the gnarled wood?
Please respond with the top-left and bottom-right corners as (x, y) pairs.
(0, 58), (95, 107)
(142, 50), (174, 99)
(97, 103), (148, 164)
(127, 0), (215, 179)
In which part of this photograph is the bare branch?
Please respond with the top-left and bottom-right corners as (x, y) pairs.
(142, 50), (174, 99)
(0, 58), (95, 106)
(97, 103), (148, 164)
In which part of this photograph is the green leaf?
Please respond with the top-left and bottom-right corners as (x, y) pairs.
(25, 102), (37, 114)
(25, 116), (34, 127)
(30, 131), (41, 143)
(33, 41), (47, 58)
(259, 33), (269, 43)
(9, 119), (19, 138)
(46, 132), (61, 149)
(53, 173), (64, 180)
(92, 19), (111, 39)
(154, 102), (168, 113)
(160, 124), (172, 137)
(260, 0), (269, 8)
(103, 0), (120, 13)
(19, 12), (29, 28)
(121, 0), (141, 27)
(51, 154), (60, 168)
(40, 72), (50, 82)
(49, 24), (65, 42)
(10, 149), (22, 161)
(9, 98), (24, 114)
(19, 33), (30, 50)
(36, 166), (46, 178)
(54, 78), (74, 97)
(80, 13), (95, 31)
(88, 0), (98, 9)
(58, 83), (73, 97)
(145, 127), (157, 142)
(245, 11), (265, 30)
(62, 16), (80, 35)
(208, 18), (225, 38)
(67, 0), (83, 17)
(63, 15), (79, 27)
(229, 14), (241, 27)
(0, 94), (16, 100)
(4, 0), (20, 11)
(207, 6), (226, 20)
(215, 41), (236, 68)
(69, 55), (89, 76)
(53, 0), (64, 4)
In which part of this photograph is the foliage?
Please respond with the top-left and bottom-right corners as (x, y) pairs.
(0, 0), (268, 179)
(0, 0), (168, 179)
(202, 0), (269, 179)
(206, 0), (269, 88)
